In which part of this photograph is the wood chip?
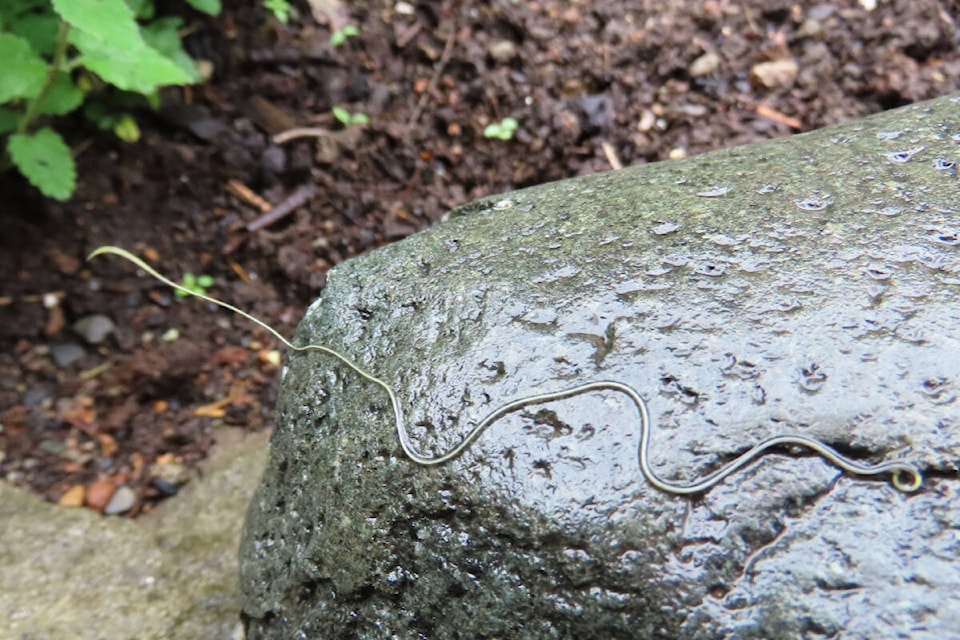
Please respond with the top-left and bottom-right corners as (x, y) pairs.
(59, 485), (86, 508)
(756, 104), (803, 130)
(601, 140), (623, 170)
(226, 179), (272, 213)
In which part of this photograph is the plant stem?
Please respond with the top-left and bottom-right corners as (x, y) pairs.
(16, 20), (72, 135)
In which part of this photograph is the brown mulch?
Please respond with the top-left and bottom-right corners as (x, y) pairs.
(2, 0), (958, 516)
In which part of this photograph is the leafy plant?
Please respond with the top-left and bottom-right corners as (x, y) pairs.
(263, 0), (291, 24)
(483, 117), (518, 141)
(332, 106), (369, 127)
(0, 0), (221, 200)
(174, 272), (215, 297)
(330, 24), (359, 48)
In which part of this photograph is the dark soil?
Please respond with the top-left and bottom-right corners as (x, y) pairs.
(2, 0), (958, 515)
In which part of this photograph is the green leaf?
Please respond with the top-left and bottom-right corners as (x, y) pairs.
(112, 113), (139, 141)
(140, 17), (200, 82)
(37, 74), (85, 115)
(264, 0), (291, 23)
(196, 274), (214, 288)
(351, 112), (369, 125)
(70, 28), (193, 93)
(184, 0), (221, 16)
(332, 105), (350, 125)
(0, 108), (19, 135)
(0, 32), (48, 103)
(7, 127), (76, 200)
(483, 117), (518, 140)
(331, 26), (359, 48)
(122, 0), (153, 19)
(9, 12), (61, 57)
(0, 0), (50, 27)
(51, 0), (142, 50)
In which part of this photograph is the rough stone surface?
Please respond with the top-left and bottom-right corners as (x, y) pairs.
(240, 96), (960, 639)
(0, 427), (269, 639)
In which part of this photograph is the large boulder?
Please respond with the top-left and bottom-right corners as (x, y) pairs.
(240, 96), (960, 639)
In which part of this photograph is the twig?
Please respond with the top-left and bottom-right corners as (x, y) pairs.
(755, 104), (803, 130)
(246, 183), (320, 232)
(395, 21), (422, 48)
(406, 26), (456, 132)
(0, 291), (65, 306)
(226, 179), (271, 212)
(272, 127), (333, 144)
(601, 140), (623, 170)
(16, 22), (71, 135)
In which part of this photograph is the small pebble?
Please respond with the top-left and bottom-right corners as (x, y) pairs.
(104, 485), (137, 515)
(261, 145), (287, 174)
(51, 343), (86, 367)
(23, 385), (54, 406)
(750, 59), (799, 89)
(39, 439), (67, 455)
(85, 480), (116, 512)
(152, 477), (180, 497)
(637, 109), (657, 133)
(73, 314), (116, 344)
(688, 51), (720, 77)
(150, 460), (191, 486)
(487, 40), (517, 63)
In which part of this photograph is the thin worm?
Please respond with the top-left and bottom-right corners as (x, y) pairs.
(87, 246), (924, 495)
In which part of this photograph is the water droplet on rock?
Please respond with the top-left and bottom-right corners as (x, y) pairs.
(694, 263), (726, 277)
(795, 194), (831, 211)
(651, 221), (680, 235)
(798, 364), (827, 392)
(933, 157), (957, 173)
(696, 186), (731, 197)
(885, 147), (925, 163)
(876, 130), (904, 141)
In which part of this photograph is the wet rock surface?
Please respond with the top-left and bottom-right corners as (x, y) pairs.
(240, 96), (960, 639)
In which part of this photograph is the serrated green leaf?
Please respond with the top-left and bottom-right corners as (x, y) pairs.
(7, 127), (76, 200)
(9, 12), (61, 56)
(0, 33), (48, 103)
(37, 74), (85, 115)
(141, 17), (200, 83)
(0, 108), (20, 135)
(184, 0), (221, 16)
(70, 28), (193, 93)
(52, 0), (142, 49)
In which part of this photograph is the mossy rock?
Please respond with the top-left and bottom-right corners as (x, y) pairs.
(240, 95), (960, 639)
